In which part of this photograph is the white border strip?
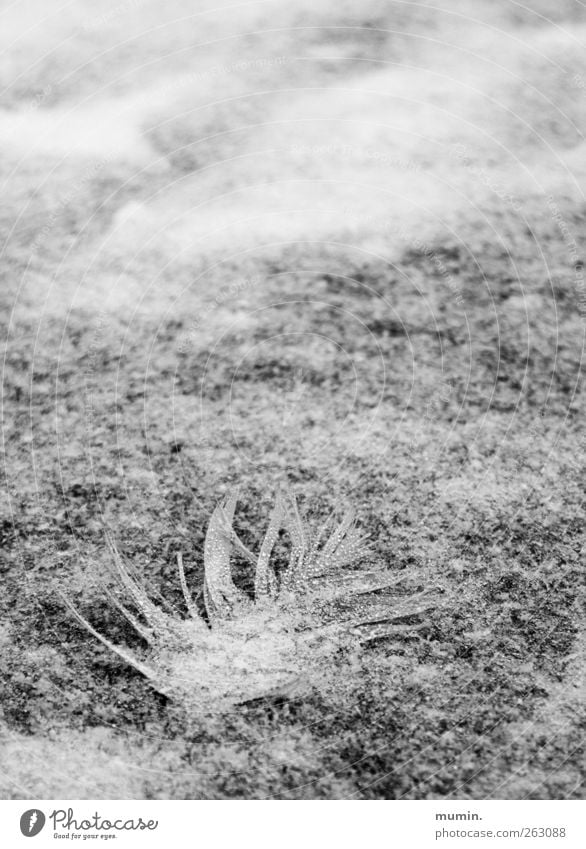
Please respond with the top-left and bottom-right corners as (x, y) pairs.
(0, 800), (584, 848)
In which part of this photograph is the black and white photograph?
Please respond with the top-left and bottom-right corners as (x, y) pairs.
(0, 0), (585, 817)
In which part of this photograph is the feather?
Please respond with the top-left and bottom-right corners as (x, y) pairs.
(177, 553), (206, 626)
(60, 592), (155, 680)
(203, 496), (250, 620)
(63, 491), (433, 708)
(255, 491), (285, 600)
